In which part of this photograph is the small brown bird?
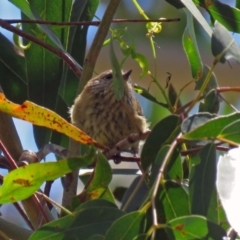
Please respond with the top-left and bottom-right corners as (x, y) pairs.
(70, 69), (148, 152)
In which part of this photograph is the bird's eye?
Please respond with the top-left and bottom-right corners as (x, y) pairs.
(105, 73), (112, 80)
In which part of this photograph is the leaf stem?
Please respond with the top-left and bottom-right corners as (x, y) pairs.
(186, 63), (216, 113)
(36, 192), (73, 216)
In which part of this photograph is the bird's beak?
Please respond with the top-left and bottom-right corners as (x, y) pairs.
(122, 69), (132, 80)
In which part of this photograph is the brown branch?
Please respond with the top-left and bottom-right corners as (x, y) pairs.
(63, 0), (122, 208)
(3, 18), (181, 26)
(104, 131), (150, 159)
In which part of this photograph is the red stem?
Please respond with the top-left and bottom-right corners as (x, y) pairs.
(0, 140), (18, 169)
(0, 19), (82, 78)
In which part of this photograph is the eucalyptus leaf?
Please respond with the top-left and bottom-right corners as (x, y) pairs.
(141, 114), (180, 171)
(110, 37), (124, 100)
(182, 9), (203, 79)
(181, 112), (216, 134)
(182, 112), (240, 144)
(212, 21), (240, 63)
(29, 206), (124, 240)
(189, 143), (219, 223)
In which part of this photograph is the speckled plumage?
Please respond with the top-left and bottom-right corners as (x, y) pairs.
(70, 70), (148, 151)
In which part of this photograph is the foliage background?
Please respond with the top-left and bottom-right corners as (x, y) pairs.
(0, 0), (240, 239)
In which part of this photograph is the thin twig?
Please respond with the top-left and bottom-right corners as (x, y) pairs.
(0, 140), (18, 169)
(32, 194), (51, 224)
(0, 19), (82, 78)
(4, 18), (181, 26)
(36, 192), (73, 216)
(13, 202), (34, 230)
(104, 131), (150, 159)
(63, 0), (123, 208)
(151, 133), (181, 239)
(121, 175), (145, 211)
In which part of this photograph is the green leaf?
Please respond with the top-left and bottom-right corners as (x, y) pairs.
(151, 145), (183, 185)
(211, 21), (240, 63)
(182, 112), (240, 144)
(168, 83), (182, 109)
(17, 0), (73, 148)
(87, 235), (104, 240)
(110, 37), (124, 100)
(165, 215), (226, 239)
(236, 0), (240, 10)
(200, 0), (240, 33)
(121, 176), (148, 212)
(0, 146), (95, 204)
(29, 206), (124, 240)
(165, 0), (185, 9)
(166, 216), (205, 240)
(133, 234), (148, 240)
(105, 211), (146, 240)
(59, 0), (99, 105)
(141, 114), (180, 171)
(78, 152), (114, 203)
(9, 0), (69, 50)
(134, 85), (168, 108)
(130, 52), (149, 78)
(0, 33), (27, 103)
(75, 199), (117, 212)
(154, 181), (190, 222)
(181, 112), (216, 134)
(189, 143), (219, 223)
(182, 9), (203, 79)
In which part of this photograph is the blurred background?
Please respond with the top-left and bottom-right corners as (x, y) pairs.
(0, 0), (240, 228)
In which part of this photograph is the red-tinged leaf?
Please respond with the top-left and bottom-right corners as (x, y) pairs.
(78, 152), (114, 203)
(0, 93), (104, 148)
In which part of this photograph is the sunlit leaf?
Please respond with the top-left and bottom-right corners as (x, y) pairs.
(165, 215), (226, 239)
(154, 181), (190, 222)
(182, 112), (240, 144)
(181, 112), (216, 134)
(130, 52), (149, 78)
(78, 152), (114, 203)
(0, 93), (101, 147)
(134, 85), (167, 108)
(9, 0), (66, 50)
(201, 0), (240, 33)
(0, 147), (95, 203)
(110, 37), (124, 100)
(182, 9), (203, 79)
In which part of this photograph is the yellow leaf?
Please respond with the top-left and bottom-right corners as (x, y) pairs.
(0, 93), (105, 148)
